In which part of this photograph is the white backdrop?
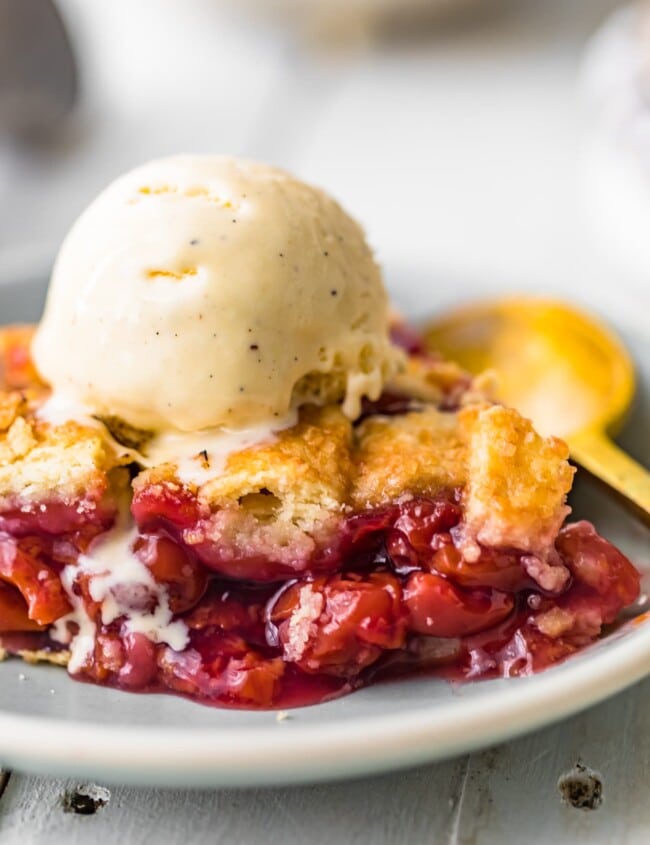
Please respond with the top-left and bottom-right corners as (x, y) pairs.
(2, 0), (646, 314)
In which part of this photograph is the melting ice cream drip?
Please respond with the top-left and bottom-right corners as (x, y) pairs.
(52, 503), (188, 674)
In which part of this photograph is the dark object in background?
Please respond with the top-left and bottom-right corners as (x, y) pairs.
(0, 0), (77, 139)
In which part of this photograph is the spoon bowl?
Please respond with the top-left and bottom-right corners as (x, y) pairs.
(424, 297), (650, 524)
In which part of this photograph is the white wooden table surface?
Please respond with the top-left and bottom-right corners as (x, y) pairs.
(0, 675), (649, 845)
(0, 1), (648, 842)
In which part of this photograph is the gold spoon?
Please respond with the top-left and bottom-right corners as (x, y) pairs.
(424, 297), (650, 525)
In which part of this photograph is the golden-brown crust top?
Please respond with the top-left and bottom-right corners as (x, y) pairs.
(0, 325), (575, 555)
(0, 328), (124, 507)
(0, 386), (126, 507)
(353, 403), (574, 556)
(353, 408), (467, 507)
(201, 405), (353, 527)
(0, 415), (120, 507)
(461, 405), (574, 556)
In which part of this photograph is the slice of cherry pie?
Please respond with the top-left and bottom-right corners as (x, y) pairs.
(0, 325), (640, 708)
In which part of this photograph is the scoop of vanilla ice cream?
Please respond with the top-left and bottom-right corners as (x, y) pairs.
(32, 155), (400, 432)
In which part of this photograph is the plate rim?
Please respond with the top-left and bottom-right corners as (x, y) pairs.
(0, 620), (648, 786)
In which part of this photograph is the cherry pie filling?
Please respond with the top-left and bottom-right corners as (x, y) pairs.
(0, 483), (640, 708)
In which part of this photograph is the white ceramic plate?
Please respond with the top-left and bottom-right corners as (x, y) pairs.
(0, 271), (648, 788)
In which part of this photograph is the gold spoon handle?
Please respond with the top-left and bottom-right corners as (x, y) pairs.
(568, 429), (650, 527)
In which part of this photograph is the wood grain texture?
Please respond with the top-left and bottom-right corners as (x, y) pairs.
(0, 678), (648, 845)
(449, 678), (650, 845)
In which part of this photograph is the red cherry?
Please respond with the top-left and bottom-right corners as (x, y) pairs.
(0, 537), (71, 625)
(430, 544), (531, 592)
(134, 534), (208, 614)
(556, 521), (640, 620)
(118, 632), (158, 689)
(0, 581), (44, 632)
(274, 573), (407, 677)
(404, 572), (514, 638)
(131, 484), (202, 532)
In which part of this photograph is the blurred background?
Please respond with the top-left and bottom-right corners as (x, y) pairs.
(0, 0), (648, 322)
